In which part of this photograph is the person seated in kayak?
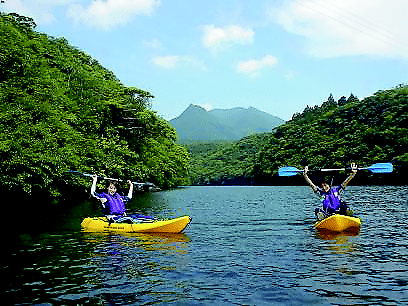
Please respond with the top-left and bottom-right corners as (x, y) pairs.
(90, 175), (156, 224)
(303, 163), (358, 218)
(91, 175), (134, 222)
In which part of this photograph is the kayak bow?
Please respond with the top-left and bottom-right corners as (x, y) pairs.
(314, 214), (361, 232)
(81, 215), (192, 233)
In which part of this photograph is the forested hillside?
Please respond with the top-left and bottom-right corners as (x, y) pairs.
(186, 136), (267, 185)
(189, 90), (408, 185)
(0, 13), (190, 203)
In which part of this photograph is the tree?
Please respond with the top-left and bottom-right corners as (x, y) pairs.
(0, 13), (190, 198)
(338, 96), (347, 106)
(347, 93), (359, 103)
(321, 93), (336, 111)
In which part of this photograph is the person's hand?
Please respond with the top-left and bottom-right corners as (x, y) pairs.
(92, 174), (98, 182)
(99, 197), (107, 208)
(127, 180), (133, 185)
(303, 166), (309, 174)
(350, 162), (358, 173)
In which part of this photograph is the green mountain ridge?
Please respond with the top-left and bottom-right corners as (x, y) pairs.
(170, 104), (284, 142)
(188, 90), (408, 185)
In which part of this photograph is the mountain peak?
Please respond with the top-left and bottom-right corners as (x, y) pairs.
(180, 104), (207, 114)
(188, 103), (206, 110)
(170, 105), (284, 143)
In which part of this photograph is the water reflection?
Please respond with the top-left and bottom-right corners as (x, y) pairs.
(315, 228), (360, 240)
(80, 231), (191, 305)
(82, 232), (190, 253)
(314, 228), (360, 255)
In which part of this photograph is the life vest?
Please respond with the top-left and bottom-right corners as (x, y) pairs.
(96, 192), (128, 215)
(318, 186), (343, 215)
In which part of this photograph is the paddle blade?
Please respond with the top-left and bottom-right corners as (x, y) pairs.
(67, 170), (91, 177)
(278, 166), (302, 177)
(366, 163), (393, 174)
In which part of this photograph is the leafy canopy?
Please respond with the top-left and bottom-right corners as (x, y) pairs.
(0, 13), (190, 196)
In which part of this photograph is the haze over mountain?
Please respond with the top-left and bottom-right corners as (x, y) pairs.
(169, 104), (284, 142)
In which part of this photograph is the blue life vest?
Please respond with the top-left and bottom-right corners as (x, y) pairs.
(96, 192), (128, 215)
(317, 186), (343, 215)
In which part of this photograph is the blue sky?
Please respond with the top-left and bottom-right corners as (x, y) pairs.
(3, 0), (408, 121)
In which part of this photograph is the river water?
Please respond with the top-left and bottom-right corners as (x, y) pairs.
(4, 186), (408, 305)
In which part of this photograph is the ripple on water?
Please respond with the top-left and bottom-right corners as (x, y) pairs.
(4, 186), (408, 305)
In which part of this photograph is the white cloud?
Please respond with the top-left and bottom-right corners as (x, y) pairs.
(67, 0), (160, 30)
(2, 0), (160, 29)
(142, 38), (162, 49)
(271, 0), (408, 59)
(2, 0), (75, 25)
(152, 55), (207, 70)
(202, 24), (254, 54)
(237, 55), (278, 77)
(152, 55), (179, 69)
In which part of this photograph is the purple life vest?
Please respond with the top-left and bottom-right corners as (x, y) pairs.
(96, 192), (128, 215)
(317, 186), (343, 215)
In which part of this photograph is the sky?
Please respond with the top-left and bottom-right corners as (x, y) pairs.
(2, 0), (408, 121)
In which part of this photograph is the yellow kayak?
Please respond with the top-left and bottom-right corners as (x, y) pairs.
(81, 215), (191, 233)
(314, 214), (361, 232)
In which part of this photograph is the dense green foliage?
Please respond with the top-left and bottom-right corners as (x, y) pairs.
(0, 13), (190, 199)
(187, 136), (266, 185)
(190, 90), (408, 185)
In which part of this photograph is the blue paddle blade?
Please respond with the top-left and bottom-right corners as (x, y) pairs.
(278, 166), (302, 177)
(366, 163), (393, 173)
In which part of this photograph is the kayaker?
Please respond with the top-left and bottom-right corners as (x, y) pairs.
(303, 163), (358, 218)
(90, 175), (133, 222)
(90, 175), (155, 223)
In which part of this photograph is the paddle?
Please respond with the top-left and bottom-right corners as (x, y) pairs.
(67, 170), (156, 187)
(320, 163), (393, 173)
(278, 166), (303, 177)
(278, 162), (393, 177)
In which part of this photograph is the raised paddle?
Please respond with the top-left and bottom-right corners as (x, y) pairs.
(278, 162), (393, 177)
(67, 170), (157, 187)
(278, 166), (303, 177)
(320, 162), (393, 173)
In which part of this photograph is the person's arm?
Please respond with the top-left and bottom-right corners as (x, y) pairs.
(303, 166), (318, 192)
(91, 175), (107, 205)
(118, 180), (134, 217)
(91, 175), (98, 198)
(341, 162), (357, 189)
(126, 180), (134, 199)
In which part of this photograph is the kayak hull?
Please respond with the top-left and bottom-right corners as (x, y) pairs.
(314, 214), (361, 232)
(81, 216), (191, 233)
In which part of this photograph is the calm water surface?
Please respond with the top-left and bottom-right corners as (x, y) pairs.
(4, 186), (408, 305)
